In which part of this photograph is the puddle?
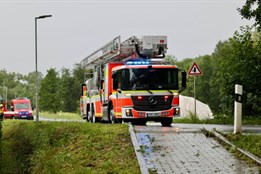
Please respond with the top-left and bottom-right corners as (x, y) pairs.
(136, 133), (157, 171)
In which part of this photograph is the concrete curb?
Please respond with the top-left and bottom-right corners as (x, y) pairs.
(129, 124), (149, 174)
(205, 128), (261, 165)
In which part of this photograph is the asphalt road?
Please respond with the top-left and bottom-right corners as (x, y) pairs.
(133, 123), (260, 174)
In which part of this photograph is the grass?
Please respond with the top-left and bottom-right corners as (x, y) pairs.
(223, 133), (261, 159)
(0, 120), (140, 174)
(37, 111), (83, 120)
(174, 114), (261, 125)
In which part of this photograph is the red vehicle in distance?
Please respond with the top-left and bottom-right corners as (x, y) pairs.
(4, 98), (34, 120)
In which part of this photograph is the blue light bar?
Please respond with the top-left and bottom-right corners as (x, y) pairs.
(126, 60), (150, 65)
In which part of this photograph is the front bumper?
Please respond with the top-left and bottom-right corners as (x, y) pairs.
(119, 106), (180, 120)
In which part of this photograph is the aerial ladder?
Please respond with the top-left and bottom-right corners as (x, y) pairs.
(81, 35), (167, 69)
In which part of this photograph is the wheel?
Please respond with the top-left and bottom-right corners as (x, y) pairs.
(92, 111), (96, 123)
(109, 107), (122, 124)
(87, 111), (91, 122)
(161, 117), (173, 127)
(109, 108), (115, 124)
(87, 110), (95, 123)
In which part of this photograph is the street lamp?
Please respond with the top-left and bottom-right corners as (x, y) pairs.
(35, 15), (52, 123)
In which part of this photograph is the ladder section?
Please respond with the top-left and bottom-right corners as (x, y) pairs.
(81, 35), (167, 69)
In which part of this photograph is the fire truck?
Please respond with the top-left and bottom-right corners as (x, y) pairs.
(80, 36), (186, 126)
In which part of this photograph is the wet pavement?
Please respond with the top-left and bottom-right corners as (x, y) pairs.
(133, 123), (260, 174)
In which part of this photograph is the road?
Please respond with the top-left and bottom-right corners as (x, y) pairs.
(133, 123), (260, 174)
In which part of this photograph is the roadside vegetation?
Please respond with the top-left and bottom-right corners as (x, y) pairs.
(0, 120), (140, 174)
(174, 114), (261, 125)
(37, 111), (82, 121)
(224, 133), (261, 159)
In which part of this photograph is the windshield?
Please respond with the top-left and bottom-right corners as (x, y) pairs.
(118, 67), (178, 90)
(14, 103), (31, 110)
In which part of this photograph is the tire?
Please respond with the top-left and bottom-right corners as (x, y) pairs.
(161, 117), (173, 127)
(92, 111), (96, 123)
(109, 108), (114, 124)
(109, 107), (122, 124)
(87, 111), (91, 122)
(87, 110), (95, 123)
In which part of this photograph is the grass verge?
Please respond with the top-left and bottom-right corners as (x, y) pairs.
(0, 120), (140, 174)
(223, 133), (261, 159)
(37, 111), (82, 120)
(174, 115), (261, 125)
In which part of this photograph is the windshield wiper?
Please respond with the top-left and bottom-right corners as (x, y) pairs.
(147, 89), (153, 94)
(167, 89), (173, 94)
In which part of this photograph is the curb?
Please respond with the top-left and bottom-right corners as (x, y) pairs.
(129, 124), (149, 174)
(204, 128), (261, 165)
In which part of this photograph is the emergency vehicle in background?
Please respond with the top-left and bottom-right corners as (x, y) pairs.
(3, 98), (34, 120)
(80, 36), (186, 126)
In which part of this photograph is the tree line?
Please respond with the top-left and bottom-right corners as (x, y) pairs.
(176, 26), (261, 117)
(0, 64), (88, 113)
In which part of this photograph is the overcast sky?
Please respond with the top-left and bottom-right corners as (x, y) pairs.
(0, 0), (254, 75)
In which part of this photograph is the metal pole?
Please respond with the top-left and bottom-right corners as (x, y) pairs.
(34, 15), (52, 123)
(35, 17), (39, 123)
(194, 76), (196, 117)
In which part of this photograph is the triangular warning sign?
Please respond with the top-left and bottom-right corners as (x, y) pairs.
(188, 62), (203, 76)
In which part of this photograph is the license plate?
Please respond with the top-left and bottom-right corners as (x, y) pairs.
(147, 112), (160, 117)
(21, 115), (27, 118)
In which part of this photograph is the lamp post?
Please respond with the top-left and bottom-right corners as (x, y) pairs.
(35, 15), (52, 123)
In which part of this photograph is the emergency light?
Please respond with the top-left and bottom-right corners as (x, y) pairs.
(126, 60), (150, 65)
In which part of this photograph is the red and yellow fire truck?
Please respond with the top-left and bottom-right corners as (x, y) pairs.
(80, 36), (186, 126)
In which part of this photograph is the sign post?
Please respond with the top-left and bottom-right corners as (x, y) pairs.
(188, 62), (203, 117)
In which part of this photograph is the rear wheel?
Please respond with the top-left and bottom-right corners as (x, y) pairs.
(161, 117), (173, 127)
(87, 110), (95, 123)
(87, 111), (91, 122)
(109, 108), (114, 124)
(92, 111), (96, 123)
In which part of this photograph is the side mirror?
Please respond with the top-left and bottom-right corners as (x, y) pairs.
(181, 72), (187, 88)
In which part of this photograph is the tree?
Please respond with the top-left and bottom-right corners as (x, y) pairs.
(238, 0), (261, 31)
(39, 68), (61, 113)
(212, 27), (261, 116)
(60, 68), (74, 112)
(70, 63), (87, 112)
(164, 55), (177, 64)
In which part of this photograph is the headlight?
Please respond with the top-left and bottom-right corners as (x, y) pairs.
(125, 109), (133, 117)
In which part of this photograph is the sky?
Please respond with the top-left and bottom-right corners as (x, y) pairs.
(0, 0), (254, 75)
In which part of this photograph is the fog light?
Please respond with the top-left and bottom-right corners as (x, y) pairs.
(175, 108), (179, 115)
(126, 109), (133, 117)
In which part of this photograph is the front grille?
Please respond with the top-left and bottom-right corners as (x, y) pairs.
(131, 95), (173, 111)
